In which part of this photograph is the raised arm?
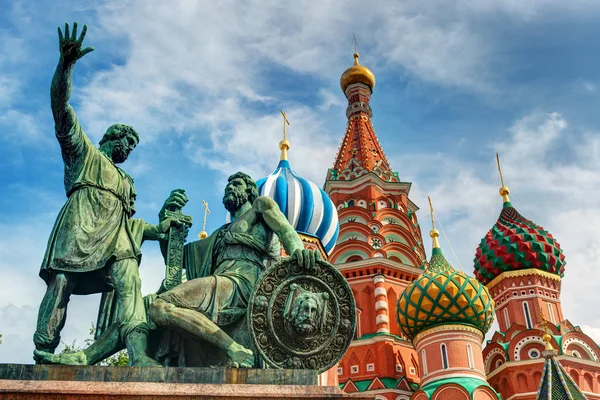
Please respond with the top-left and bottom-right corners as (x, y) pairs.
(257, 196), (319, 269)
(51, 22), (94, 137)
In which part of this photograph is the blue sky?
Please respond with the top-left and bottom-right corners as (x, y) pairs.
(1, 0), (600, 363)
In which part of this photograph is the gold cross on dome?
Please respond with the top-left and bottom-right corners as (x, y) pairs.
(280, 110), (290, 141)
(201, 199), (210, 232)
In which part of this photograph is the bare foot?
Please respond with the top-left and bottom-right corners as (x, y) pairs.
(227, 342), (253, 368)
(34, 349), (87, 365)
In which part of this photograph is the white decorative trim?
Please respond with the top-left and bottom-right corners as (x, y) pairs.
(513, 336), (545, 361)
(422, 349), (428, 375)
(377, 327), (390, 333)
(374, 287), (387, 297)
(373, 275), (386, 284)
(375, 300), (388, 311)
(562, 337), (599, 361)
(484, 347), (506, 374)
(376, 314), (389, 324)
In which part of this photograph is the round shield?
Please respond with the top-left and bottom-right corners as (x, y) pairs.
(248, 257), (356, 373)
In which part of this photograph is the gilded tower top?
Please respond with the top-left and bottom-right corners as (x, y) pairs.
(340, 52), (376, 93)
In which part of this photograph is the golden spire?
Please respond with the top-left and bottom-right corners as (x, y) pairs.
(352, 33), (360, 65)
(279, 110), (291, 160)
(496, 153), (511, 203)
(428, 196), (440, 249)
(539, 312), (554, 351)
(198, 199), (210, 240)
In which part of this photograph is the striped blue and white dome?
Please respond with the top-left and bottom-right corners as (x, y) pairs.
(256, 159), (339, 253)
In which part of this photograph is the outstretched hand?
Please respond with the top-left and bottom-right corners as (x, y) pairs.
(292, 248), (320, 271)
(58, 22), (94, 65)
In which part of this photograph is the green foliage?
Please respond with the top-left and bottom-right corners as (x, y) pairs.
(59, 323), (129, 366)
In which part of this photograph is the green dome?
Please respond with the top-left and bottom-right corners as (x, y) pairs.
(397, 247), (495, 340)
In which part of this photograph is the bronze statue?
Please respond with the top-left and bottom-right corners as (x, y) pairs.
(36, 172), (320, 368)
(33, 22), (180, 366)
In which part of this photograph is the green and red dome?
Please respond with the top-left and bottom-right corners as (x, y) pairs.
(474, 201), (566, 285)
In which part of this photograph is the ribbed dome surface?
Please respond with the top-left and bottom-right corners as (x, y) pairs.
(397, 248), (495, 340)
(473, 202), (566, 284)
(256, 159), (339, 253)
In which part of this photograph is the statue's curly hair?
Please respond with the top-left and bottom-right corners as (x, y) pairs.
(99, 124), (140, 146)
(227, 171), (259, 204)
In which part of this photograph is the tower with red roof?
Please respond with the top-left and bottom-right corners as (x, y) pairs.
(326, 50), (427, 399)
(474, 156), (600, 399)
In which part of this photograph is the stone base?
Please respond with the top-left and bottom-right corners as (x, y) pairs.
(0, 364), (371, 400)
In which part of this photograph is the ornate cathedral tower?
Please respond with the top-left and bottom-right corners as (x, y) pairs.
(397, 199), (499, 400)
(475, 156), (600, 399)
(325, 51), (427, 399)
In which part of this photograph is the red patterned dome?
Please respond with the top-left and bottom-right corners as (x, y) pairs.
(473, 200), (566, 284)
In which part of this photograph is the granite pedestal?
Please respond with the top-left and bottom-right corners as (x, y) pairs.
(0, 364), (372, 399)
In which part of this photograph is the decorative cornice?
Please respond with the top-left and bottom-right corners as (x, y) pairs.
(413, 324), (484, 347)
(486, 268), (562, 291)
(334, 256), (423, 276)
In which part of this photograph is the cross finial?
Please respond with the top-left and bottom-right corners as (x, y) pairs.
(496, 153), (511, 203)
(279, 110), (291, 160)
(428, 196), (440, 249)
(353, 33), (358, 54)
(198, 199), (210, 239)
(280, 110), (290, 141)
(539, 312), (554, 351)
(428, 196), (435, 231)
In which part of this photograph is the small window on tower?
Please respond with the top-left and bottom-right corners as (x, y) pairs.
(366, 363), (375, 372)
(351, 365), (359, 374)
(440, 344), (449, 369)
(528, 349), (540, 359)
(396, 364), (403, 372)
(337, 367), (343, 375)
(409, 367), (416, 375)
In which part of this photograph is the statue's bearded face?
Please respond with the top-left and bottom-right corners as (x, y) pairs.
(223, 178), (249, 213)
(292, 297), (319, 337)
(109, 134), (137, 164)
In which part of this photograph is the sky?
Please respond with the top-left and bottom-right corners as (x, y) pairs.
(1, 0), (600, 364)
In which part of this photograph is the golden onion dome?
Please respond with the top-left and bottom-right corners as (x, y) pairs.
(340, 52), (376, 93)
(397, 230), (495, 340)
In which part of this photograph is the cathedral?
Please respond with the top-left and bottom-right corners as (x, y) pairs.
(255, 51), (600, 399)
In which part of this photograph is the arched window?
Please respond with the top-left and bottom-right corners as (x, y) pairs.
(440, 344), (449, 369)
(466, 344), (474, 369)
(422, 349), (428, 375)
(503, 308), (510, 329)
(547, 303), (556, 324)
(347, 200), (355, 207)
(523, 301), (533, 329)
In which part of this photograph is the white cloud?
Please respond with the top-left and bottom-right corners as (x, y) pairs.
(393, 111), (600, 334)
